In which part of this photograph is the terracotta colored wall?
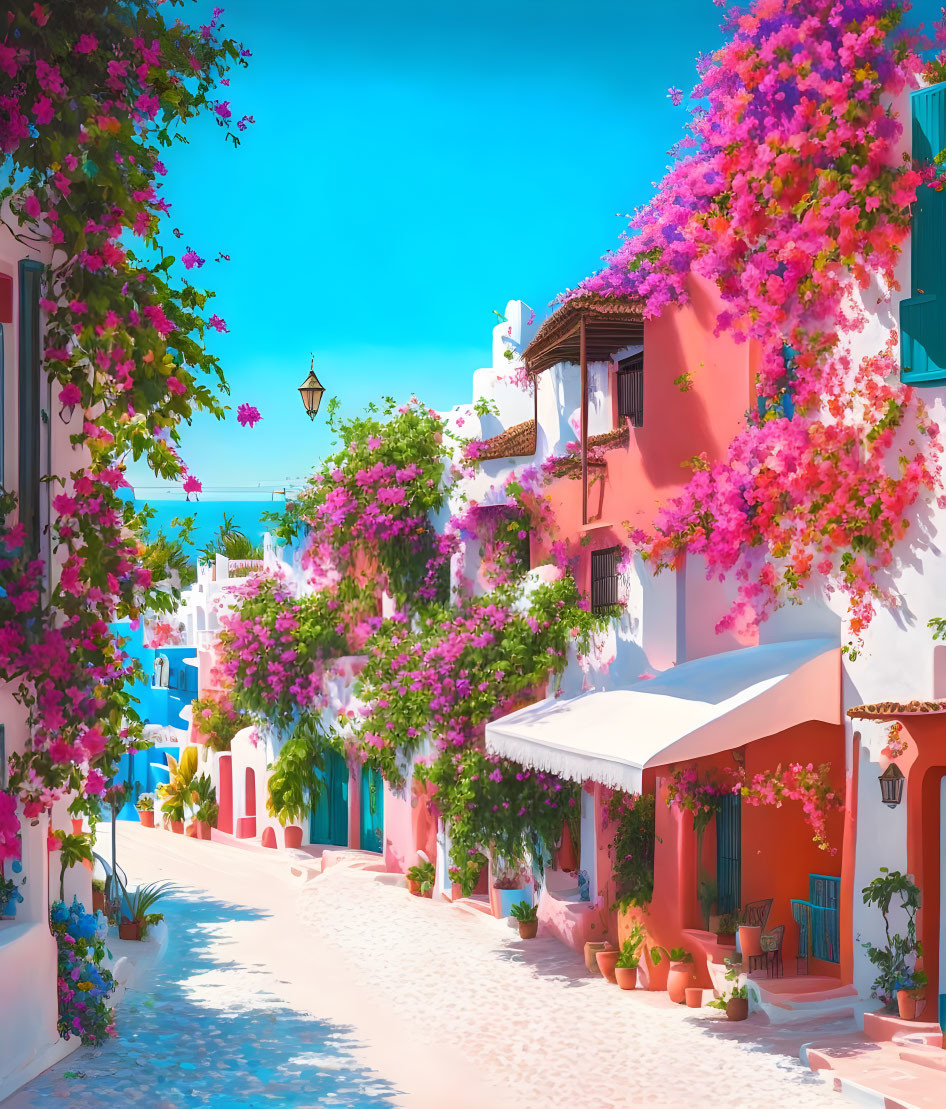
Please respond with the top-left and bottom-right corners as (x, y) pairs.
(531, 274), (754, 593)
(898, 717), (946, 1004)
(615, 720), (846, 986)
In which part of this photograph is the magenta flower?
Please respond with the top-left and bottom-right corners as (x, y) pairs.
(667, 86), (683, 106)
(59, 384), (81, 406)
(182, 475), (202, 495)
(182, 247), (205, 269)
(237, 403), (261, 428)
(74, 33), (98, 54)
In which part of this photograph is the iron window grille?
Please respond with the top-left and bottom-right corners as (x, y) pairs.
(590, 547), (620, 613)
(616, 353), (643, 427)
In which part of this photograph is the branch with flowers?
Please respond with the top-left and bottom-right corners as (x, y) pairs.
(559, 0), (946, 645)
(0, 2), (251, 844)
(666, 760), (843, 854)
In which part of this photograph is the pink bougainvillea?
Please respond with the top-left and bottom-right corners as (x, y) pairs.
(559, 0), (946, 643)
(236, 403), (261, 428)
(0, 789), (21, 863)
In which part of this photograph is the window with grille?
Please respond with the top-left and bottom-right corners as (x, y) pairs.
(616, 353), (643, 427)
(715, 793), (742, 915)
(590, 547), (620, 613)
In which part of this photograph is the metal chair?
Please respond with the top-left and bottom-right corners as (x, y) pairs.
(741, 898), (773, 930)
(753, 923), (784, 977)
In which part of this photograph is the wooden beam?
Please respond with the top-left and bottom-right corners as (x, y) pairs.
(580, 314), (588, 526)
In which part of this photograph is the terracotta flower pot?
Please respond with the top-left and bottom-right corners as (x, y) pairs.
(407, 878), (421, 896)
(897, 989), (925, 1021)
(726, 996), (749, 1021)
(92, 890), (105, 913)
(71, 818), (84, 834)
(596, 947), (621, 984)
(119, 920), (141, 941)
(685, 987), (703, 1008)
(738, 925), (763, 958)
(615, 966), (638, 990)
(639, 945), (670, 992)
(584, 941), (608, 974)
(284, 825), (303, 849)
(195, 820), (212, 840)
(716, 933), (736, 947)
(170, 820), (184, 835)
(667, 961), (697, 1004)
(137, 809), (155, 828)
(518, 919), (538, 940)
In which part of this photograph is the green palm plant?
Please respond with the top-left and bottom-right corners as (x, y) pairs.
(189, 774), (218, 824)
(197, 514), (263, 564)
(54, 830), (94, 901)
(266, 717), (328, 826)
(124, 881), (174, 938)
(157, 747), (198, 822)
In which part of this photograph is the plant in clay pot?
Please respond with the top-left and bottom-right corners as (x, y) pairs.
(119, 881), (173, 941)
(189, 775), (218, 840)
(861, 868), (926, 1016)
(651, 946), (695, 1003)
(91, 877), (106, 914)
(158, 747), (198, 834)
(510, 899), (539, 939)
(51, 829), (93, 902)
(707, 957), (749, 1021)
(614, 922), (645, 990)
(713, 912), (739, 947)
(266, 717), (328, 837)
(136, 792), (156, 829)
(737, 908), (763, 958)
(406, 859), (436, 898)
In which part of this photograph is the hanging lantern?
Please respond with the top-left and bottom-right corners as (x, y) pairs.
(878, 763), (904, 809)
(298, 356), (325, 421)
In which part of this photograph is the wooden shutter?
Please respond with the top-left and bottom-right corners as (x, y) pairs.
(616, 354), (643, 427)
(715, 794), (741, 915)
(590, 547), (619, 613)
(902, 84), (946, 385)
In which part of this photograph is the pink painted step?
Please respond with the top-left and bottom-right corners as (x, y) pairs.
(803, 1030), (946, 1108)
(864, 1009), (942, 1044)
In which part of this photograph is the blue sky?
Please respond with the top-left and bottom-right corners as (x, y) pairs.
(125, 0), (944, 500)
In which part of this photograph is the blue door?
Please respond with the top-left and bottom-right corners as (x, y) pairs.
(309, 749), (348, 846)
(359, 765), (383, 853)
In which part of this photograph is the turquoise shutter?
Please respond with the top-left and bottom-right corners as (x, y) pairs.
(901, 84), (946, 385)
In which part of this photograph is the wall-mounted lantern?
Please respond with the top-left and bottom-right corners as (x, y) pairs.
(298, 355), (325, 421)
(878, 763), (905, 809)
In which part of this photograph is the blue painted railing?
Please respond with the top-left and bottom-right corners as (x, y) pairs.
(791, 873), (841, 968)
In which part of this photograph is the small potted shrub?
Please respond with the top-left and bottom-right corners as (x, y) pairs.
(614, 923), (645, 990)
(708, 958), (749, 1021)
(651, 946), (695, 1004)
(406, 859), (436, 898)
(91, 877), (106, 914)
(189, 775), (218, 840)
(119, 881), (173, 941)
(510, 900), (539, 939)
(136, 792), (156, 829)
(713, 912), (739, 947)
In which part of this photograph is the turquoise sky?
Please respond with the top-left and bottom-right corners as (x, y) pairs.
(125, 0), (945, 500)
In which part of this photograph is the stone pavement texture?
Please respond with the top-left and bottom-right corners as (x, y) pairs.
(4, 823), (847, 1109)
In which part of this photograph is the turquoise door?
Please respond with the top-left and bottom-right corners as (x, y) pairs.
(359, 765), (383, 853)
(309, 750), (348, 846)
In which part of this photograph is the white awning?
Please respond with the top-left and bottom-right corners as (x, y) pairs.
(485, 639), (840, 792)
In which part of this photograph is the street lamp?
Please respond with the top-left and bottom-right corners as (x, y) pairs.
(298, 356), (325, 421)
(878, 763), (904, 808)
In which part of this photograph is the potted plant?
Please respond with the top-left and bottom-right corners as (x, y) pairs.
(1, 872), (25, 918)
(614, 922), (645, 990)
(860, 868), (928, 1018)
(406, 859), (436, 898)
(708, 957), (749, 1020)
(91, 877), (106, 914)
(651, 946), (695, 1003)
(510, 899), (539, 939)
(189, 775), (217, 840)
(157, 747), (198, 834)
(119, 881), (173, 941)
(53, 829), (93, 902)
(266, 716), (327, 848)
(490, 858), (531, 919)
(136, 792), (156, 829)
(713, 911), (739, 947)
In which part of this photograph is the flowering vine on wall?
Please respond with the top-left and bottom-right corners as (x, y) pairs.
(562, 0), (946, 646)
(0, 1), (250, 854)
